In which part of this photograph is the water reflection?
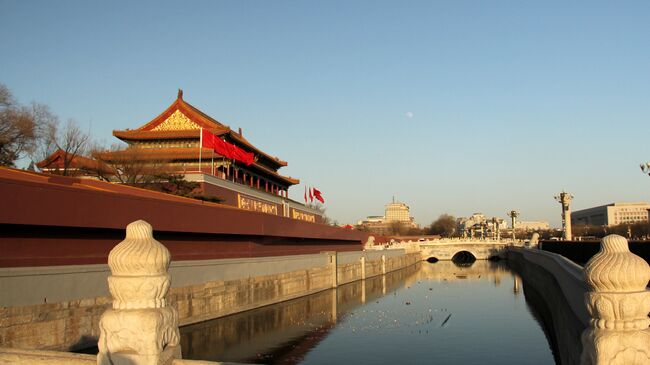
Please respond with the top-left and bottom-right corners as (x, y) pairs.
(509, 258), (586, 365)
(181, 261), (555, 364)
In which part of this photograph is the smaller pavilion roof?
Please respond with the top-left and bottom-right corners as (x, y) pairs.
(37, 149), (114, 175)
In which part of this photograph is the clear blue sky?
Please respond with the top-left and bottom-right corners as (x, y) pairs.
(2, 1), (649, 227)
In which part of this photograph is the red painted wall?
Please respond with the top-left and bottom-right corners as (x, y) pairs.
(0, 168), (364, 267)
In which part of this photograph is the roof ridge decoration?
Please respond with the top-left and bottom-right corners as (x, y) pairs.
(136, 91), (226, 131)
(151, 109), (201, 131)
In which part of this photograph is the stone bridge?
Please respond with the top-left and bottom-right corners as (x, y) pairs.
(419, 240), (512, 262)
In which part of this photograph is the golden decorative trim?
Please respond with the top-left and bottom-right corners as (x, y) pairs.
(152, 110), (200, 131)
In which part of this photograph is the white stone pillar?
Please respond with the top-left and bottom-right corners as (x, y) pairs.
(381, 254), (386, 275)
(555, 192), (573, 241)
(580, 234), (650, 364)
(360, 256), (366, 281)
(97, 220), (181, 365)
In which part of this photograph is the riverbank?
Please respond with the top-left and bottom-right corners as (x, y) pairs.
(0, 249), (420, 352)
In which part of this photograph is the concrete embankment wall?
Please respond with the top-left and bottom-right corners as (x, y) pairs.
(507, 247), (589, 326)
(507, 248), (587, 365)
(0, 250), (420, 351)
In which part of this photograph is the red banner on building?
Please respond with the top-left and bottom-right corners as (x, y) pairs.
(204, 130), (254, 166)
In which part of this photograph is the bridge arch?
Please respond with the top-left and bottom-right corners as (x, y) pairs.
(426, 256), (439, 263)
(451, 250), (477, 265)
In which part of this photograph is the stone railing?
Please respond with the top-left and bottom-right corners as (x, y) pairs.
(580, 234), (650, 364)
(97, 220), (181, 365)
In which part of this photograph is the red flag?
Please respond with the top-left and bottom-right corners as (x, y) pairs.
(304, 186), (307, 203)
(313, 188), (325, 204)
(309, 187), (313, 203)
(201, 129), (217, 149)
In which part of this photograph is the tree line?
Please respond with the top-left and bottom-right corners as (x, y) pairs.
(355, 213), (458, 237)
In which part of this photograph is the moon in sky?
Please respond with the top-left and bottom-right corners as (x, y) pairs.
(405, 112), (414, 119)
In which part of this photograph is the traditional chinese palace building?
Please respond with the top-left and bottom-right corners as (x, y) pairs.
(97, 90), (320, 222)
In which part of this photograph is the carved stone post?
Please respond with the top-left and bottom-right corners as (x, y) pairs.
(97, 220), (181, 365)
(581, 234), (650, 364)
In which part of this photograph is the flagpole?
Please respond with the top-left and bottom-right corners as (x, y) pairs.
(199, 128), (203, 174)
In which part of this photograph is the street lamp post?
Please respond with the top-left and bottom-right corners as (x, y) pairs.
(554, 191), (574, 241)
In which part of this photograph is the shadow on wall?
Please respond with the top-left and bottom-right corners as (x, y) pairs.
(508, 252), (586, 365)
(540, 240), (650, 265)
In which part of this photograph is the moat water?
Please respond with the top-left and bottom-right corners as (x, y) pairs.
(180, 260), (557, 364)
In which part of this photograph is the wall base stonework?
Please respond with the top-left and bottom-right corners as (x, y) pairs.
(1, 250), (419, 352)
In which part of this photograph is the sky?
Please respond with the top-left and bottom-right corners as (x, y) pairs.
(1, 1), (649, 227)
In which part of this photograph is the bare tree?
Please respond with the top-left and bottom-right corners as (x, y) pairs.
(0, 84), (38, 166)
(54, 120), (90, 175)
(31, 103), (59, 163)
(36, 119), (91, 176)
(306, 202), (332, 224)
(389, 221), (407, 235)
(91, 145), (169, 184)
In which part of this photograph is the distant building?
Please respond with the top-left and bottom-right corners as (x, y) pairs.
(385, 201), (412, 222)
(571, 202), (650, 226)
(357, 199), (419, 234)
(457, 213), (507, 238)
(515, 221), (550, 231)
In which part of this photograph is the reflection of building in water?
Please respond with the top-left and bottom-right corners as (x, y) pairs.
(181, 263), (421, 364)
(513, 274), (521, 294)
(357, 198), (419, 234)
(415, 260), (510, 285)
